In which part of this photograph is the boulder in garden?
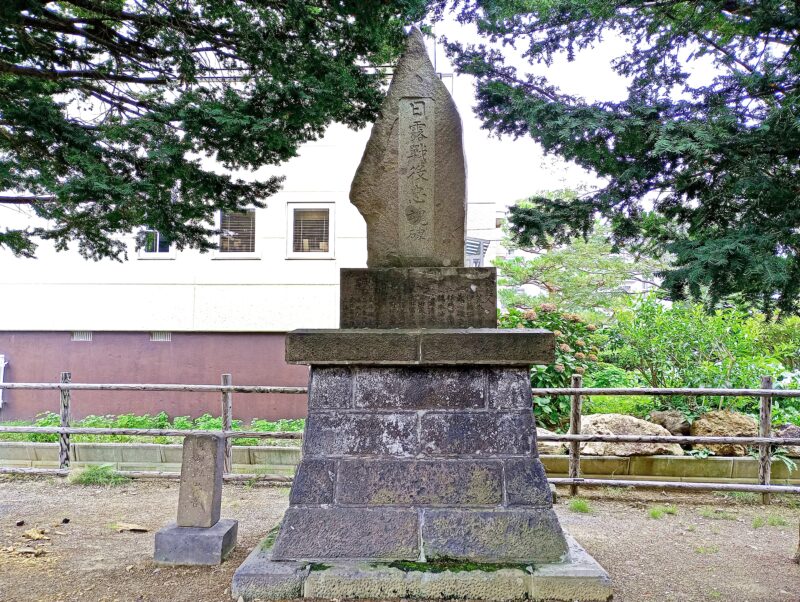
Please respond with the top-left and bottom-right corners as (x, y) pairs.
(536, 427), (566, 455)
(648, 410), (690, 436)
(775, 424), (800, 458)
(580, 413), (684, 456)
(690, 410), (757, 457)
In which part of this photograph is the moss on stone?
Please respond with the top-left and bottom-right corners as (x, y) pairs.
(308, 563), (332, 572)
(376, 558), (532, 574)
(260, 523), (281, 551)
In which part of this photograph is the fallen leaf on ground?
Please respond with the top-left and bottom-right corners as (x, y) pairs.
(23, 528), (49, 540)
(115, 523), (148, 533)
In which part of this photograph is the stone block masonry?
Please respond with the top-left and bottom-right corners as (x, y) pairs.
(270, 365), (568, 564)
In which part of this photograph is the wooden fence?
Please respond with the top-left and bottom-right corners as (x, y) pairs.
(2, 373), (800, 500)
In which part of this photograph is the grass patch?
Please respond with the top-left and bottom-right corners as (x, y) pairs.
(699, 507), (736, 520)
(648, 505), (677, 519)
(752, 516), (766, 529)
(767, 515), (788, 527)
(568, 497), (591, 513)
(382, 559), (531, 574)
(308, 563), (331, 572)
(685, 524), (696, 532)
(260, 524), (282, 551)
(695, 544), (720, 554)
(68, 464), (129, 486)
(713, 491), (759, 505)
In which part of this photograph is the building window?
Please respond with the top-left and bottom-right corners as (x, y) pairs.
(220, 210), (256, 254)
(287, 203), (334, 258)
(71, 331), (92, 342)
(138, 229), (176, 259)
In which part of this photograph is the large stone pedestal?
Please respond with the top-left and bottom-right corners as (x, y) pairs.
(232, 330), (612, 600)
(272, 362), (566, 563)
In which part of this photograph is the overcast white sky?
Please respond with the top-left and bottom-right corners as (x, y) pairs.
(429, 16), (631, 210)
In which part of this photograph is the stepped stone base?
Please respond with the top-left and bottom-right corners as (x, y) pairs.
(231, 534), (612, 601)
(234, 350), (611, 600)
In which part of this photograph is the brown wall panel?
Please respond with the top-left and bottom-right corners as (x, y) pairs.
(0, 332), (309, 422)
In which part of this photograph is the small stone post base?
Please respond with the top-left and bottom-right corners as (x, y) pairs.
(155, 519), (238, 566)
(154, 434), (238, 565)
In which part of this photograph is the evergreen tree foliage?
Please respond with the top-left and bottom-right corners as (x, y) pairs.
(0, 0), (427, 258)
(440, 1), (800, 314)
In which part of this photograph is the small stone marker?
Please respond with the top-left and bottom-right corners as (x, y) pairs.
(177, 434), (224, 528)
(350, 27), (466, 268)
(154, 434), (237, 565)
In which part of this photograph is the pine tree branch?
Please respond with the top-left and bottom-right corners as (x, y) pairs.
(0, 60), (168, 84)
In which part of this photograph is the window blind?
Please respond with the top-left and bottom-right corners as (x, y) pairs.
(220, 210), (256, 253)
(293, 208), (330, 253)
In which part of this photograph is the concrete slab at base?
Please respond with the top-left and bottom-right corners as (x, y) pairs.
(154, 518), (238, 565)
(231, 533), (611, 601)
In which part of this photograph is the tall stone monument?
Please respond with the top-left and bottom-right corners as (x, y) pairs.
(232, 28), (611, 602)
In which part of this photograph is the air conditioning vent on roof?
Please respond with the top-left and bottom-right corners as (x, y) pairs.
(71, 331), (92, 342)
(150, 331), (172, 342)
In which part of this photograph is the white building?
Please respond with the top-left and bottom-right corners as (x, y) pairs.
(0, 119), (498, 421)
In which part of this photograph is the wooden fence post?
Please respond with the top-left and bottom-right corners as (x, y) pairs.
(758, 375), (773, 505)
(569, 374), (583, 497)
(59, 372), (71, 469)
(221, 373), (233, 474)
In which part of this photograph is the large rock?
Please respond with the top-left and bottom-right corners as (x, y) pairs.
(536, 427), (566, 455)
(648, 410), (691, 436)
(350, 28), (466, 268)
(580, 414), (684, 456)
(776, 424), (800, 458)
(691, 410), (757, 457)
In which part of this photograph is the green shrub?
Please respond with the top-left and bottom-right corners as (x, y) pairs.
(499, 306), (604, 428)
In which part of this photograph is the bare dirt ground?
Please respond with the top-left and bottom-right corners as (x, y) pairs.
(0, 476), (798, 602)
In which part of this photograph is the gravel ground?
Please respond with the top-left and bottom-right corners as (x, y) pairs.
(0, 476), (798, 602)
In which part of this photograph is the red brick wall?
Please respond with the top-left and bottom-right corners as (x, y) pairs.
(0, 332), (309, 422)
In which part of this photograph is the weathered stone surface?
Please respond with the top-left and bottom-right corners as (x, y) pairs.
(286, 330), (418, 364)
(353, 367), (486, 410)
(286, 328), (554, 365)
(308, 367), (352, 410)
(335, 459), (503, 506)
(303, 413), (418, 457)
(420, 329), (555, 365)
(422, 509), (567, 563)
(350, 28), (466, 268)
(289, 459), (335, 505)
(421, 411), (533, 456)
(177, 434), (224, 528)
(648, 410), (691, 436)
(691, 410), (758, 456)
(304, 563), (411, 599)
(154, 519), (237, 566)
(580, 414), (684, 457)
(504, 458), (552, 507)
(536, 427), (567, 455)
(340, 268), (496, 329)
(231, 547), (309, 601)
(271, 507), (419, 560)
(231, 537), (612, 601)
(488, 368), (532, 409)
(530, 533), (613, 601)
(776, 424), (800, 457)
